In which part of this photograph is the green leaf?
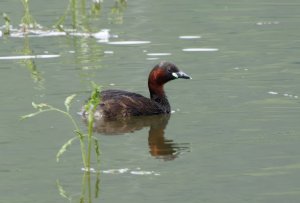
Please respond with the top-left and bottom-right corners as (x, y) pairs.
(64, 94), (76, 112)
(56, 136), (77, 162)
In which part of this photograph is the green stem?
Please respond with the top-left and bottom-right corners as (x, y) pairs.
(80, 172), (87, 202)
(87, 172), (92, 203)
(51, 107), (88, 168)
(87, 110), (94, 170)
(81, 0), (86, 16)
(71, 0), (77, 29)
(95, 171), (100, 198)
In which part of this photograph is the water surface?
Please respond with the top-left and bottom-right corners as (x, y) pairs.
(1, 0), (300, 202)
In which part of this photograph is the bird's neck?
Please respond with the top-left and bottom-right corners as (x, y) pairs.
(148, 83), (171, 113)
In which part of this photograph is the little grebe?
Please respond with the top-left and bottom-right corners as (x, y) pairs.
(92, 62), (191, 119)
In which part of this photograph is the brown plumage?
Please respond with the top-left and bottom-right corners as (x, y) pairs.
(90, 62), (191, 120)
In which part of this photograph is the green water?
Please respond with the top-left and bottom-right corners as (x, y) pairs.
(1, 0), (300, 202)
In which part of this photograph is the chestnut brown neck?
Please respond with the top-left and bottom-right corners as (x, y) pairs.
(148, 81), (171, 113)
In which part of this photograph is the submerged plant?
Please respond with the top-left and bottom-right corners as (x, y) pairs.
(22, 83), (101, 171)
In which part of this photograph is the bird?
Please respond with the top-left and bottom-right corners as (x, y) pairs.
(85, 61), (191, 120)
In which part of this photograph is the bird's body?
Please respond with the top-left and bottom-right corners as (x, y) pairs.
(84, 62), (191, 120)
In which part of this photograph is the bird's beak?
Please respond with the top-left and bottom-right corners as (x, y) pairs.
(172, 71), (192, 79)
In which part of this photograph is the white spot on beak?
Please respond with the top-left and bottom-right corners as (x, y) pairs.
(172, 72), (179, 78)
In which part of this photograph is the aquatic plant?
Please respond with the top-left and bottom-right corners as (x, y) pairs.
(91, 0), (102, 16)
(109, 0), (127, 24)
(2, 13), (11, 35)
(56, 168), (100, 202)
(22, 82), (101, 171)
(20, 0), (39, 31)
(83, 82), (101, 170)
(0, 0), (127, 37)
(19, 37), (45, 89)
(54, 0), (102, 31)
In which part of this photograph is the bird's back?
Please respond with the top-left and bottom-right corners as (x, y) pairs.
(97, 90), (167, 119)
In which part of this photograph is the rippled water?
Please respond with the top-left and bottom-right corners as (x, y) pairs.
(1, 0), (300, 202)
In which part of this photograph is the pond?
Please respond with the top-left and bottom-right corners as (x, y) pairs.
(1, 0), (300, 202)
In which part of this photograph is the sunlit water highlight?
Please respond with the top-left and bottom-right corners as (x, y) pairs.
(179, 35), (201, 39)
(2, 28), (115, 40)
(107, 41), (151, 45)
(182, 48), (219, 52)
(81, 167), (160, 176)
(146, 53), (172, 56)
(0, 54), (60, 60)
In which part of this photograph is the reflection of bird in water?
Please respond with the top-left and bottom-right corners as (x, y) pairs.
(83, 114), (190, 160)
(81, 62), (191, 160)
